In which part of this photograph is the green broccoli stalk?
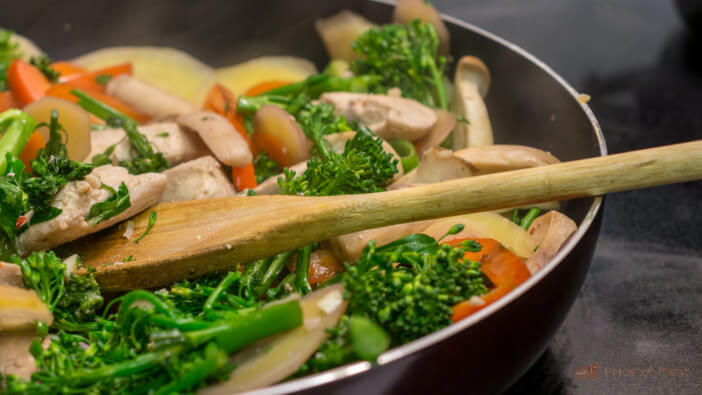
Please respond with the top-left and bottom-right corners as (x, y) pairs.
(352, 19), (448, 109)
(72, 88), (169, 174)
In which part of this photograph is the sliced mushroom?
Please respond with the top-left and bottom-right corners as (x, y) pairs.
(525, 211), (577, 274)
(315, 10), (377, 62)
(390, 146), (473, 188)
(452, 56), (493, 148)
(393, 0), (451, 55)
(0, 285), (53, 331)
(321, 92), (437, 141)
(453, 144), (560, 175)
(177, 110), (252, 168)
(326, 220), (433, 263)
(106, 74), (197, 118)
(413, 109), (457, 159)
(251, 105), (310, 167)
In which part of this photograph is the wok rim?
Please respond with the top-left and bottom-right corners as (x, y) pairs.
(240, 2), (607, 394)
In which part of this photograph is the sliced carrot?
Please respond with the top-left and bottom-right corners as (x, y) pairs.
(18, 132), (46, 168)
(203, 84), (258, 190)
(447, 238), (531, 322)
(45, 84), (150, 124)
(59, 63), (133, 91)
(244, 80), (293, 96)
(232, 163), (257, 191)
(0, 91), (18, 112)
(52, 62), (87, 81)
(7, 60), (51, 107)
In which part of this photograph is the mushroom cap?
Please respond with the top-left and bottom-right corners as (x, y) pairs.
(455, 56), (491, 98)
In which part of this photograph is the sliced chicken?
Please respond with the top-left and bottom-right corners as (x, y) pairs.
(326, 220), (432, 263)
(177, 111), (253, 168)
(0, 261), (23, 287)
(86, 122), (209, 166)
(0, 333), (40, 380)
(106, 74), (197, 118)
(160, 156), (236, 202)
(17, 166), (167, 255)
(525, 211), (577, 274)
(321, 92), (437, 141)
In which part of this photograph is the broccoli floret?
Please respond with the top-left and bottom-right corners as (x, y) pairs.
(279, 131), (398, 196)
(344, 235), (488, 344)
(351, 20), (448, 109)
(253, 151), (281, 184)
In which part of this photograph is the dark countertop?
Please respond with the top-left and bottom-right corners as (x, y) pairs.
(434, 1), (702, 393)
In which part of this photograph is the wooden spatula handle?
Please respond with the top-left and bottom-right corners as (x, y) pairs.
(334, 140), (702, 229)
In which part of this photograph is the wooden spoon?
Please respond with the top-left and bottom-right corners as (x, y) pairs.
(68, 140), (702, 291)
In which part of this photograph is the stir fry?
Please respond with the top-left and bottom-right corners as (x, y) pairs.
(0, 1), (579, 393)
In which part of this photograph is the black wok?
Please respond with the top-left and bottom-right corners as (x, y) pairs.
(1, 1), (606, 393)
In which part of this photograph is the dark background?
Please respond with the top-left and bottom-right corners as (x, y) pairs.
(430, 0), (701, 394)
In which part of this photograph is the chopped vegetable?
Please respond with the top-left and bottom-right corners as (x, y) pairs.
(6, 59), (51, 106)
(280, 131), (398, 196)
(388, 139), (419, 173)
(23, 96), (92, 161)
(352, 20), (448, 109)
(73, 88), (169, 174)
(17, 131), (45, 167)
(252, 105), (310, 167)
(85, 182), (131, 225)
(253, 151), (281, 184)
(214, 56), (316, 96)
(349, 315), (390, 362)
(0, 30), (23, 92)
(0, 109), (36, 173)
(134, 211), (157, 243)
(448, 238), (531, 322)
(29, 55), (60, 82)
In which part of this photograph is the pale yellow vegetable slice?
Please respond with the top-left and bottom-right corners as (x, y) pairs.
(71, 46), (214, 104)
(0, 285), (53, 331)
(200, 284), (347, 394)
(422, 212), (536, 259)
(213, 56), (317, 96)
(315, 10), (377, 62)
(8, 32), (44, 60)
(23, 97), (92, 161)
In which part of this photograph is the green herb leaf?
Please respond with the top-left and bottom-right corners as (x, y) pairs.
(134, 211), (157, 243)
(86, 182), (131, 225)
(95, 74), (112, 86)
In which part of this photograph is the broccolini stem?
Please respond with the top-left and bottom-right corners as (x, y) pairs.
(71, 89), (134, 124)
(519, 207), (541, 230)
(154, 343), (227, 395)
(185, 298), (302, 353)
(295, 244), (313, 295)
(245, 257), (272, 296)
(204, 271), (241, 313)
(0, 109), (36, 173)
(70, 344), (184, 385)
(255, 251), (294, 298)
(428, 58), (448, 110)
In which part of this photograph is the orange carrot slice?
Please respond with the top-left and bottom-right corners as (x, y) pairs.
(7, 60), (51, 107)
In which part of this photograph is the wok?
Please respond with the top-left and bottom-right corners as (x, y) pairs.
(1, 0), (606, 393)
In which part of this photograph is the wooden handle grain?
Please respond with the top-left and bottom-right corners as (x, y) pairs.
(329, 140), (702, 230)
(79, 140), (702, 291)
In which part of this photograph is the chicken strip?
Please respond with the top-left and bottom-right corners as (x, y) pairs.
(160, 156), (236, 202)
(17, 166), (167, 255)
(86, 122), (209, 167)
